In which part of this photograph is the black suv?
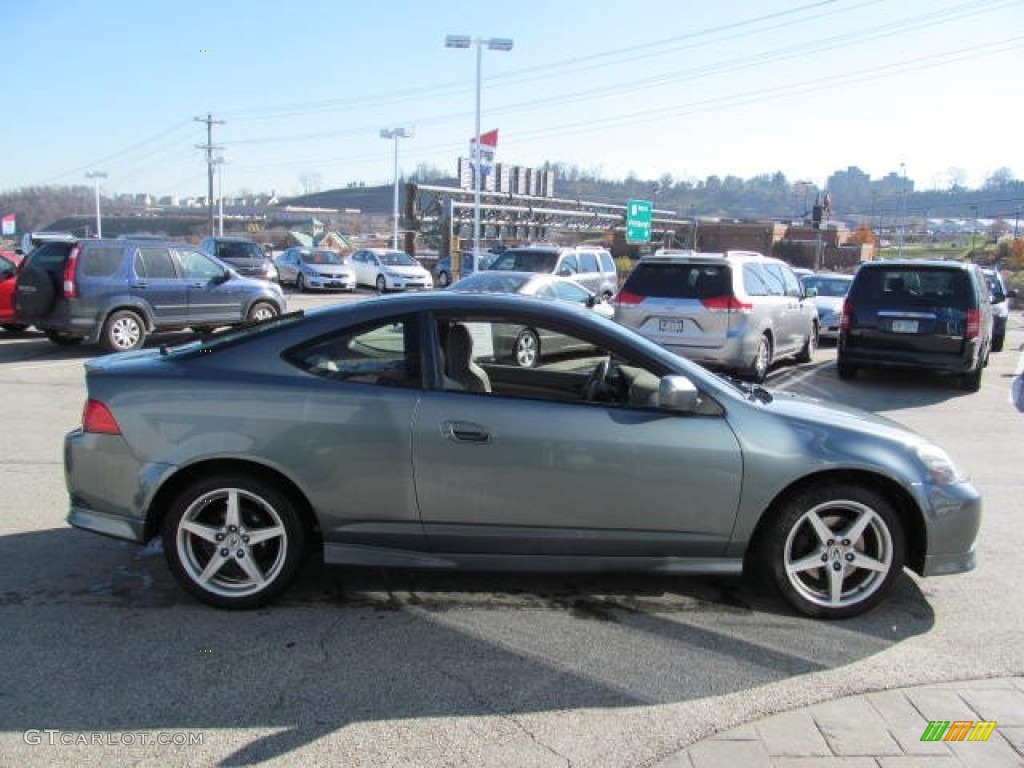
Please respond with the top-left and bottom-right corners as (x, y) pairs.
(837, 260), (993, 391)
(198, 236), (278, 282)
(14, 238), (286, 352)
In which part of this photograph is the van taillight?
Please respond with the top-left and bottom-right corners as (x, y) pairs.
(840, 299), (852, 331)
(965, 308), (980, 339)
(614, 289), (643, 305)
(63, 245), (80, 298)
(700, 295), (752, 313)
(82, 399), (121, 435)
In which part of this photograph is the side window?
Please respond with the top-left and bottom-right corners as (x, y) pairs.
(560, 254), (579, 274)
(134, 248), (177, 279)
(599, 251), (616, 274)
(178, 250), (224, 281)
(760, 264), (787, 296)
(288, 316), (421, 388)
(580, 252), (599, 273)
(552, 281), (588, 304)
(776, 265), (802, 297)
(743, 263), (772, 297)
(534, 284), (557, 300)
(80, 246), (123, 277)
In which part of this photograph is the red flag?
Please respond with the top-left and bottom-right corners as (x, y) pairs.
(1, 213), (14, 236)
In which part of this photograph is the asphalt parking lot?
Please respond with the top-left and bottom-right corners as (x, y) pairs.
(0, 296), (1021, 767)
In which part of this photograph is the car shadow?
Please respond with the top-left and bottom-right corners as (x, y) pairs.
(0, 527), (935, 765)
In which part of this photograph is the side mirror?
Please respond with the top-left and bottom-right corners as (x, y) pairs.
(656, 375), (700, 414)
(586, 295), (597, 307)
(214, 269), (231, 284)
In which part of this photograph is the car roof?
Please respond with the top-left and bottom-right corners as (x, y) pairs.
(858, 259), (972, 270)
(640, 249), (767, 263)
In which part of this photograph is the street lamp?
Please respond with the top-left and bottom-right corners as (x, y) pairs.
(897, 163), (907, 257)
(85, 171), (107, 238)
(445, 34), (513, 260)
(380, 127), (413, 250)
(211, 157), (226, 236)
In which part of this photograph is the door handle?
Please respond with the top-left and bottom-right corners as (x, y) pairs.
(441, 421), (491, 444)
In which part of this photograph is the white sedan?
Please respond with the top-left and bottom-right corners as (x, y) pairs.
(348, 248), (433, 292)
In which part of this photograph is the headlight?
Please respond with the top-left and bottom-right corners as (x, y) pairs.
(915, 444), (965, 485)
(265, 264), (279, 279)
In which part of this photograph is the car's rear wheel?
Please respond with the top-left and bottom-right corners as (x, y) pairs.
(961, 365), (983, 392)
(2, 323), (28, 332)
(761, 483), (904, 619)
(836, 361), (857, 380)
(44, 330), (84, 347)
(101, 310), (146, 352)
(162, 473), (307, 609)
(438, 271), (451, 288)
(513, 328), (540, 368)
(747, 334), (772, 383)
(246, 301), (278, 323)
(796, 323), (818, 364)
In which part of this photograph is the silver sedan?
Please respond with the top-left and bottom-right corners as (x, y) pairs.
(64, 292), (980, 618)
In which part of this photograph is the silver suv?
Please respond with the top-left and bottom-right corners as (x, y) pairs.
(489, 244), (618, 298)
(614, 249), (818, 381)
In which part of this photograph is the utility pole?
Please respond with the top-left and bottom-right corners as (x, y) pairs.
(195, 114), (225, 237)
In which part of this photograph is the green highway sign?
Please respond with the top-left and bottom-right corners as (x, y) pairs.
(626, 199), (652, 244)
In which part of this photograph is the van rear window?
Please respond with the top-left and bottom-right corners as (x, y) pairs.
(623, 263), (731, 299)
(850, 267), (969, 305)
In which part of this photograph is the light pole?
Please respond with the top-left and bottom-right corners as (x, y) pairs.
(445, 34), (513, 261)
(897, 163), (907, 257)
(212, 157), (225, 236)
(85, 171), (107, 238)
(970, 204), (978, 252)
(380, 127), (413, 250)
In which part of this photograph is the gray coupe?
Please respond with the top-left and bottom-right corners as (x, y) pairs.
(65, 292), (981, 618)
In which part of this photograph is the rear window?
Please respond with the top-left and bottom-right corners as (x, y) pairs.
(216, 241), (264, 261)
(80, 246), (123, 277)
(623, 262), (731, 299)
(850, 267), (970, 306)
(25, 242), (74, 274)
(491, 250), (559, 273)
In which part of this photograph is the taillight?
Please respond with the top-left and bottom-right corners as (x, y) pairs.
(63, 245), (81, 298)
(700, 294), (752, 313)
(614, 289), (643, 305)
(82, 399), (121, 435)
(839, 298), (852, 331)
(965, 308), (980, 340)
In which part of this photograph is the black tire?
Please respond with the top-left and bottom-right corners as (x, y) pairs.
(438, 271), (451, 288)
(796, 323), (818, 364)
(836, 361), (857, 380)
(45, 330), (83, 347)
(296, 273), (307, 293)
(2, 323), (29, 332)
(246, 301), (278, 323)
(101, 310), (146, 353)
(14, 265), (57, 318)
(961, 365), (982, 392)
(512, 328), (540, 368)
(162, 472), (307, 609)
(376, 274), (387, 293)
(746, 334), (772, 383)
(759, 483), (905, 619)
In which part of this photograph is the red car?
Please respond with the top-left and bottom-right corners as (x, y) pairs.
(0, 250), (27, 331)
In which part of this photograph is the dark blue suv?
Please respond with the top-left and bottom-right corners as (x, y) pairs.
(14, 238), (286, 352)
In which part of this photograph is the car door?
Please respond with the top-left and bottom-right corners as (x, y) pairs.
(412, 315), (743, 557)
(176, 248), (245, 324)
(276, 250), (298, 285)
(350, 250), (370, 286)
(132, 246), (190, 327)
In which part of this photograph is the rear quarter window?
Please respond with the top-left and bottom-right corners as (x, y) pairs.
(80, 246), (124, 277)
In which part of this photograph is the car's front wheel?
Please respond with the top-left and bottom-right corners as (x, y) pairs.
(296, 273), (307, 293)
(760, 483), (904, 619)
(376, 275), (387, 293)
(162, 473), (307, 609)
(246, 301), (278, 323)
(101, 310), (146, 352)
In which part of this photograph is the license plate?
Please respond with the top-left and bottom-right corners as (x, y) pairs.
(658, 318), (686, 333)
(891, 319), (918, 333)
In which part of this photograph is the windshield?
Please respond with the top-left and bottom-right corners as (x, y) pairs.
(490, 250), (559, 273)
(379, 251), (417, 267)
(302, 250), (345, 265)
(216, 241), (265, 261)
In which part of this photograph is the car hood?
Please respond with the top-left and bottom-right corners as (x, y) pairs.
(306, 264), (352, 276)
(756, 388), (925, 446)
(383, 265), (428, 276)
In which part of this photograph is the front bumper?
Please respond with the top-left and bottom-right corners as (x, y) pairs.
(916, 480), (982, 578)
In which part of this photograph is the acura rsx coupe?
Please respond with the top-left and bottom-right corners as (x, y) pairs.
(64, 292), (981, 618)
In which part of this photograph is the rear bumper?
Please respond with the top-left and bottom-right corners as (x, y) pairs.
(838, 340), (982, 374)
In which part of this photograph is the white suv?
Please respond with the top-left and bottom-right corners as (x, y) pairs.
(614, 250), (818, 382)
(488, 245), (618, 299)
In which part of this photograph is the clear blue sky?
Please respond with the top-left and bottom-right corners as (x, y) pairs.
(7, 0), (1021, 200)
